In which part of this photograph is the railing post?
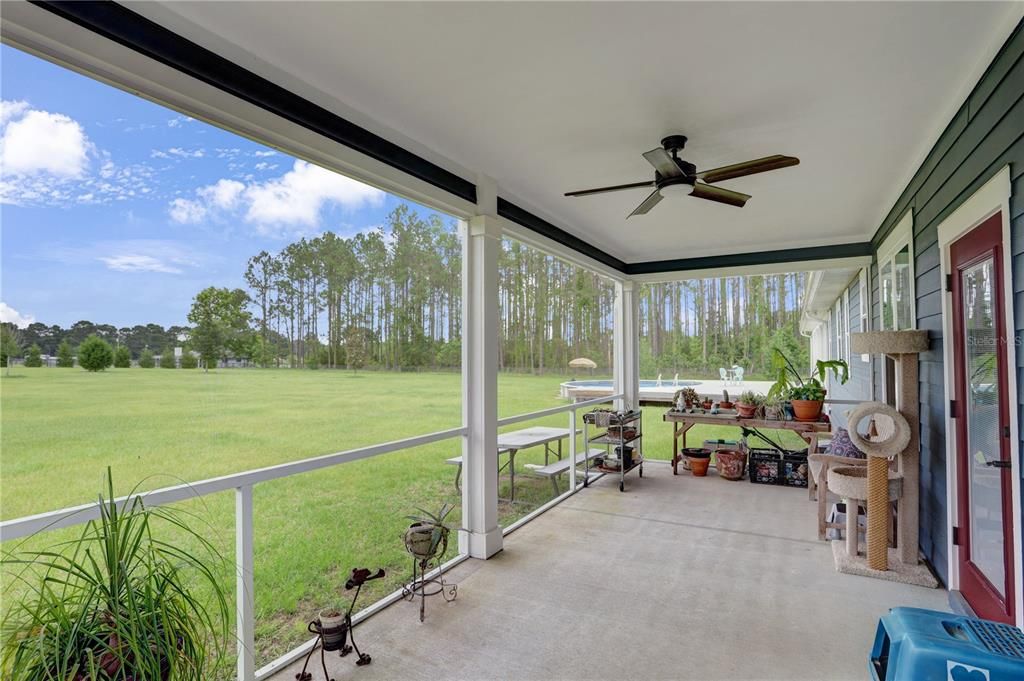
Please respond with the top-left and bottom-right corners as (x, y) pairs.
(568, 408), (578, 490)
(236, 485), (255, 681)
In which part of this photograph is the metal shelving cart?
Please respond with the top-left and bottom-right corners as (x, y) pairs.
(583, 409), (643, 492)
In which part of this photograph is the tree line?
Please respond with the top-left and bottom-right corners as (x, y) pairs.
(2, 205), (808, 376)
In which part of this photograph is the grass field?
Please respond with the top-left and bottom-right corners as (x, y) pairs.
(1, 368), (807, 669)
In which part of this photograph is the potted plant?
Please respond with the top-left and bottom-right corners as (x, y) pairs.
(719, 389), (734, 410)
(700, 396), (714, 410)
(680, 387), (699, 410)
(682, 448), (711, 476)
(316, 608), (348, 650)
(736, 390), (764, 418)
(763, 395), (784, 421)
(766, 350), (848, 423)
(715, 449), (747, 480)
(1, 469), (229, 681)
(404, 502), (455, 561)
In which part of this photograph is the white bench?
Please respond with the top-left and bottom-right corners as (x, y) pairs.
(524, 448), (605, 496)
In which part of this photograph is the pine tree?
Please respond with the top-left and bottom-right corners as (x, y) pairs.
(159, 347), (177, 369)
(56, 339), (74, 368)
(24, 343), (42, 367)
(139, 349), (156, 368)
(113, 345), (131, 368)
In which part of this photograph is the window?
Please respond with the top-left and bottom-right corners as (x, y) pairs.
(858, 268), (870, 362)
(877, 212), (915, 330)
(834, 290), (850, 365)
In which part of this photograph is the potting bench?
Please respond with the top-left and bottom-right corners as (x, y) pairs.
(662, 409), (830, 475)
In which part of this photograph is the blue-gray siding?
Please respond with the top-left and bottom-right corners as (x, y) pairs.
(869, 20), (1024, 587)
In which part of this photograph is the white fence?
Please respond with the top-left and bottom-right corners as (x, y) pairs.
(0, 393), (621, 680)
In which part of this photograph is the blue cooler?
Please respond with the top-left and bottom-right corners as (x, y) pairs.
(870, 607), (1024, 680)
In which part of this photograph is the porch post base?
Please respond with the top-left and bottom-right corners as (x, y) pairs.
(459, 527), (503, 559)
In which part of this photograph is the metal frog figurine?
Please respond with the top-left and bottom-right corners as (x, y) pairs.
(297, 567), (385, 681)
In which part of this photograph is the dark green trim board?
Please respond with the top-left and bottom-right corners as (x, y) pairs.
(865, 17), (1024, 588)
(31, 0), (478, 205)
(625, 242), (873, 276)
(496, 199), (626, 271)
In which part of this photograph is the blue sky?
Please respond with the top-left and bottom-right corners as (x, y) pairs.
(1, 45), (447, 329)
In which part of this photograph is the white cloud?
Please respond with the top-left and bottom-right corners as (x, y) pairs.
(1, 104), (90, 177)
(0, 302), (35, 328)
(167, 161), (384, 235)
(167, 115), (194, 128)
(199, 178), (245, 210)
(0, 101), (29, 127)
(99, 254), (183, 274)
(167, 147), (204, 159)
(253, 150), (276, 157)
(168, 197), (207, 224)
(243, 160), (384, 231)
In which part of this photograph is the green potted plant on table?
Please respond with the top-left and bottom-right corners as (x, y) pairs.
(766, 350), (849, 422)
(763, 395), (785, 421)
(1, 469), (229, 681)
(404, 503), (455, 561)
(735, 391), (764, 419)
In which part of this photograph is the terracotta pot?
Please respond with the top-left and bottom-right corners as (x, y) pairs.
(736, 402), (758, 418)
(719, 401), (734, 410)
(701, 401), (713, 410)
(715, 449), (747, 481)
(791, 399), (824, 422)
(685, 454), (711, 476)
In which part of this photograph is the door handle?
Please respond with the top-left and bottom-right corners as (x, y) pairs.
(984, 460), (1011, 469)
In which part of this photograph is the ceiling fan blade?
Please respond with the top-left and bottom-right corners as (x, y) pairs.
(691, 182), (750, 208)
(628, 189), (663, 217)
(697, 155), (799, 184)
(564, 180), (655, 197)
(642, 148), (684, 178)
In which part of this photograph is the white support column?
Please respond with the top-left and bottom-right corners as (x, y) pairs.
(613, 280), (640, 411)
(235, 485), (255, 681)
(459, 175), (503, 559)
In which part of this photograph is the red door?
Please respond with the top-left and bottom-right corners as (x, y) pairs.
(951, 212), (1015, 624)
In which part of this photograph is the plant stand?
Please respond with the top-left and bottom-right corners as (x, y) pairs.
(402, 555), (457, 622)
(296, 567), (383, 680)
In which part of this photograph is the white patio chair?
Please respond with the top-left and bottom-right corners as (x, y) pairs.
(732, 366), (745, 384)
(719, 367), (730, 385)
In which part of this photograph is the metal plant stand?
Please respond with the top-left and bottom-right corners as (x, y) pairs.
(402, 553), (457, 622)
(296, 567), (384, 680)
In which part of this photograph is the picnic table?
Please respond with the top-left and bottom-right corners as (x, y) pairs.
(446, 426), (579, 501)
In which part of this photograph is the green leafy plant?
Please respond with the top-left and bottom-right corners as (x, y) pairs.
(113, 346), (131, 369)
(737, 390), (764, 406)
(405, 502), (455, 557)
(1, 469), (229, 680)
(23, 344), (42, 368)
(159, 348), (177, 369)
(138, 349), (156, 369)
(766, 349), (848, 402)
(56, 340), (74, 368)
(77, 335), (114, 372)
(180, 353), (199, 370)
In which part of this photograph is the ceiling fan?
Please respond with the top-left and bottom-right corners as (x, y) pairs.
(564, 135), (799, 217)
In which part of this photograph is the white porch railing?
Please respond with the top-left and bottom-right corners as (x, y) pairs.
(0, 393), (621, 681)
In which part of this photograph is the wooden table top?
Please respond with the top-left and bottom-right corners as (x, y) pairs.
(661, 409), (830, 432)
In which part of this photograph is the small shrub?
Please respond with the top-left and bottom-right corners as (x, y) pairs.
(56, 339), (74, 368)
(113, 345), (131, 368)
(180, 353), (199, 369)
(139, 349), (156, 368)
(77, 335), (114, 372)
(24, 343), (42, 367)
(0, 326), (20, 366)
(159, 347), (177, 369)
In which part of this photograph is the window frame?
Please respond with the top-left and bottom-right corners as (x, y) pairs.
(877, 211), (916, 331)
(858, 268), (870, 362)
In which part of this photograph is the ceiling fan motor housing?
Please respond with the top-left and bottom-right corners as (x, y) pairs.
(661, 135), (688, 153)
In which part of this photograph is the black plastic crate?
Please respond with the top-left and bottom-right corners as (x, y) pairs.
(749, 449), (809, 488)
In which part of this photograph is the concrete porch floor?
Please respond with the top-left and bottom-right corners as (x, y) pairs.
(270, 461), (947, 680)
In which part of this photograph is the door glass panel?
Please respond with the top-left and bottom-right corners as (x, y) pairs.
(880, 261), (894, 330)
(895, 245), (913, 329)
(962, 256), (1005, 593)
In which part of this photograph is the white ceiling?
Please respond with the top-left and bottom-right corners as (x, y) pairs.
(128, 1), (1022, 264)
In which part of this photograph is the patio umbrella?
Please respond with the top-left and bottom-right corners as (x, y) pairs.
(568, 357), (597, 377)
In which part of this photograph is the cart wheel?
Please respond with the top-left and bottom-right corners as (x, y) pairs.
(619, 481), (624, 492)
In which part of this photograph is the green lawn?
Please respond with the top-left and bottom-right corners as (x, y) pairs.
(0, 368), (806, 669)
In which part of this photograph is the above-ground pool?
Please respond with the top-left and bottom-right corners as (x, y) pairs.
(559, 378), (701, 401)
